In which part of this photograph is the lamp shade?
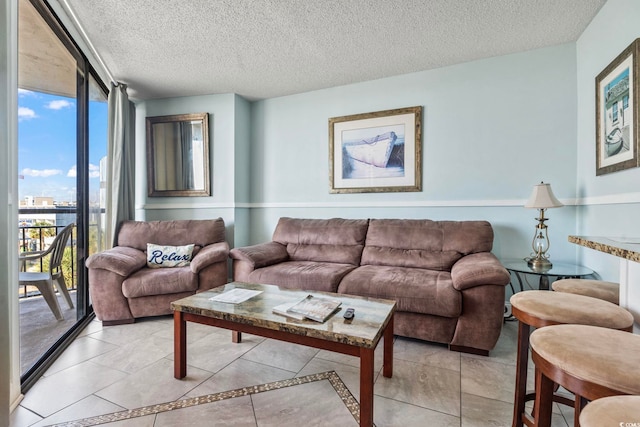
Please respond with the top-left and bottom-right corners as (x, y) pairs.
(524, 182), (563, 209)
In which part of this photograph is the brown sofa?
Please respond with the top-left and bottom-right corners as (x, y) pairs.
(230, 217), (510, 355)
(86, 219), (229, 325)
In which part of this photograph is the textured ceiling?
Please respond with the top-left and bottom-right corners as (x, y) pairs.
(61, 0), (606, 101)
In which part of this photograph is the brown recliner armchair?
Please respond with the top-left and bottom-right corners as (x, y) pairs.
(86, 219), (229, 325)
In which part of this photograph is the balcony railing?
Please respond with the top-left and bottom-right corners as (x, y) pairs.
(18, 207), (105, 299)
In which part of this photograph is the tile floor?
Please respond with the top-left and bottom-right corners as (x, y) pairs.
(10, 316), (573, 426)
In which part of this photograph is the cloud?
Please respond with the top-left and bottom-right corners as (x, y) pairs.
(18, 107), (37, 121)
(18, 89), (36, 97)
(89, 163), (101, 178)
(21, 168), (62, 177)
(46, 100), (74, 110)
(68, 164), (102, 178)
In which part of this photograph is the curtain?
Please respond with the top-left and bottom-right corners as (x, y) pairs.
(105, 83), (135, 248)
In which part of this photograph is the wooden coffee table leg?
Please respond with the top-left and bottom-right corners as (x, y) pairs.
(174, 311), (187, 379)
(360, 348), (374, 427)
(383, 314), (393, 378)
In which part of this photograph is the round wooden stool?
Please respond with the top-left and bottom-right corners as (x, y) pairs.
(509, 290), (634, 427)
(552, 278), (619, 305)
(579, 395), (640, 427)
(530, 325), (640, 427)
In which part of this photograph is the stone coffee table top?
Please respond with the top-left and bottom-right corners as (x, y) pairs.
(171, 282), (396, 349)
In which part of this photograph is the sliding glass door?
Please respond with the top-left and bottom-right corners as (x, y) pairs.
(17, 0), (108, 390)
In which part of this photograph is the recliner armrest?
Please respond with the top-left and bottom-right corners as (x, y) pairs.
(190, 241), (230, 273)
(229, 242), (289, 268)
(451, 252), (510, 291)
(85, 246), (147, 277)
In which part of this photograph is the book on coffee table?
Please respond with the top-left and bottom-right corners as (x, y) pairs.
(282, 294), (342, 323)
(272, 301), (307, 320)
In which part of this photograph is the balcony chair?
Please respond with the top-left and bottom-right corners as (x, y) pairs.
(19, 223), (75, 320)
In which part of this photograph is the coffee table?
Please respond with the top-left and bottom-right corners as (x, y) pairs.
(171, 282), (396, 427)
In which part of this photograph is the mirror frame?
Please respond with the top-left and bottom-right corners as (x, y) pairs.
(146, 112), (211, 197)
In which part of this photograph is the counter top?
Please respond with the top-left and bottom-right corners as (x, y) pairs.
(568, 236), (640, 263)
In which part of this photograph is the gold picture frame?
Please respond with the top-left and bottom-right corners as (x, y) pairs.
(329, 106), (422, 193)
(596, 38), (639, 176)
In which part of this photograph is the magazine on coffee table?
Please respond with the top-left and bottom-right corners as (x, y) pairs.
(271, 301), (307, 320)
(209, 288), (262, 304)
(278, 294), (342, 322)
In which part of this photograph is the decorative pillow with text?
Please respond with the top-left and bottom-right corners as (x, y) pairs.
(146, 243), (194, 268)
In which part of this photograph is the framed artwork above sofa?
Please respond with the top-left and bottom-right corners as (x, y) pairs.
(329, 106), (422, 193)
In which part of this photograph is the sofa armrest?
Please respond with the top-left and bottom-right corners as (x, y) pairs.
(451, 252), (510, 291)
(229, 242), (289, 268)
(86, 246), (147, 277)
(190, 241), (230, 273)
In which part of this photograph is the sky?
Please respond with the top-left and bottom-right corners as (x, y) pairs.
(18, 88), (108, 204)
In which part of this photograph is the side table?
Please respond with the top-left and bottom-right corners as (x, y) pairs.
(501, 258), (594, 292)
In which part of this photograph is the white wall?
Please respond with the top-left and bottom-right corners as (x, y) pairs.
(137, 93), (237, 210)
(127, 0), (639, 296)
(233, 95), (252, 246)
(252, 45), (577, 204)
(136, 33), (603, 283)
(135, 93), (253, 248)
(576, 0), (640, 280)
(247, 43), (579, 263)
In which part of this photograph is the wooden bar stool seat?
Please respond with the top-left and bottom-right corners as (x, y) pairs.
(530, 325), (640, 427)
(509, 290), (634, 427)
(552, 279), (619, 305)
(579, 395), (640, 427)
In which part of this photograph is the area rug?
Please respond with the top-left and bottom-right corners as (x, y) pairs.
(49, 371), (364, 426)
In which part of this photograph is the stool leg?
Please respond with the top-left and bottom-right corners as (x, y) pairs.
(513, 321), (531, 427)
(573, 395), (587, 427)
(531, 367), (554, 427)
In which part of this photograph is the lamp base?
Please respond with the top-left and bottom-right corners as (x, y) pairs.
(527, 257), (552, 270)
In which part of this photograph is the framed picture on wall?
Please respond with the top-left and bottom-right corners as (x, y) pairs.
(596, 38), (640, 176)
(329, 106), (422, 193)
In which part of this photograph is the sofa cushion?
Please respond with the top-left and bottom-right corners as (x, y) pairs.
(122, 267), (198, 298)
(361, 219), (494, 271)
(338, 265), (462, 317)
(247, 261), (357, 293)
(117, 219), (226, 251)
(229, 242), (289, 268)
(146, 243), (194, 268)
(272, 217), (369, 265)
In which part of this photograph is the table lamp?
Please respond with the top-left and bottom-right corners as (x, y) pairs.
(524, 182), (563, 269)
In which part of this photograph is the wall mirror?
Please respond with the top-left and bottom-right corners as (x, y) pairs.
(146, 112), (210, 197)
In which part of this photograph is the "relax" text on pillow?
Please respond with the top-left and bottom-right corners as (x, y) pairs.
(146, 243), (194, 268)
